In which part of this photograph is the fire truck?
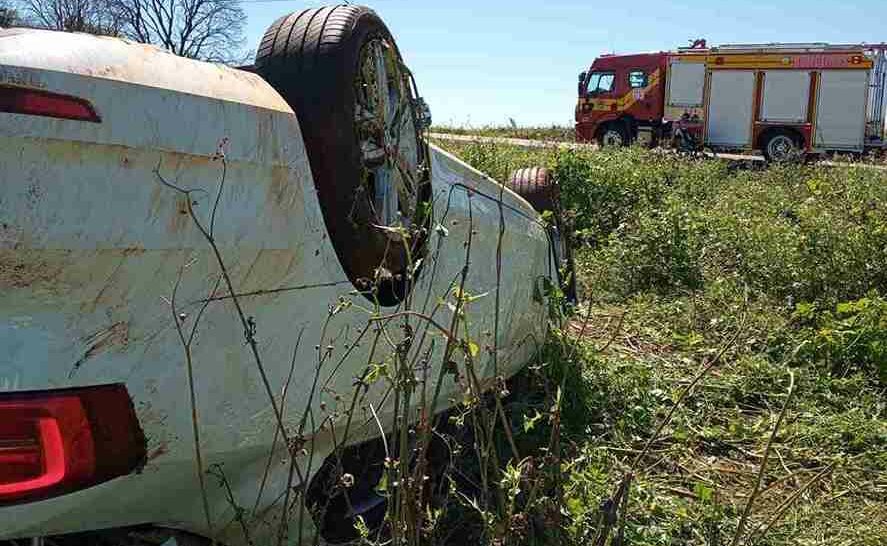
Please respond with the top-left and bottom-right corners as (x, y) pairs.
(575, 41), (887, 160)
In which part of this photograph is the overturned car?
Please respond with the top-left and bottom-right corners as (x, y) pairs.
(0, 5), (571, 545)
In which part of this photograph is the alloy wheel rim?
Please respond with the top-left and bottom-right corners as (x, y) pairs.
(355, 37), (422, 238)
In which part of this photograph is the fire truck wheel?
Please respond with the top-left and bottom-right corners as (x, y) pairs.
(598, 123), (629, 147)
(762, 129), (802, 162)
(255, 5), (432, 306)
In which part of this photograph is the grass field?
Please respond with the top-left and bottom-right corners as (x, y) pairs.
(436, 139), (887, 545)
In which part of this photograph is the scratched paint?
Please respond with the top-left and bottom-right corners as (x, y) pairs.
(0, 29), (556, 544)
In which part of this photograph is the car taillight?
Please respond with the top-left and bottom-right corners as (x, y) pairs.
(0, 384), (145, 506)
(0, 85), (101, 123)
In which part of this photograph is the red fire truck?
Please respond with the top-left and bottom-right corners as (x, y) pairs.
(575, 41), (887, 160)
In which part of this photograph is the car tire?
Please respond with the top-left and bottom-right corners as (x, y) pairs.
(305, 431), (452, 544)
(255, 5), (431, 305)
(762, 129), (802, 163)
(507, 167), (577, 302)
(507, 167), (559, 213)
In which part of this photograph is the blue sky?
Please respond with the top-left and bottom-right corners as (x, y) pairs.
(241, 1), (886, 127)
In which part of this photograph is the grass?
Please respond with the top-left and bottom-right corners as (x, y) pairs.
(437, 139), (887, 545)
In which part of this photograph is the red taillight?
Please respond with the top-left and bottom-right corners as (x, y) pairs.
(0, 85), (101, 123)
(0, 385), (144, 506)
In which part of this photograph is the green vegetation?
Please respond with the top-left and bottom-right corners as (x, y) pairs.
(439, 140), (887, 545)
(430, 124), (575, 142)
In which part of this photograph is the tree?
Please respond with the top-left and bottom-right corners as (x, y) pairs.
(19, 0), (123, 34)
(113, 0), (246, 62)
(15, 0), (246, 63)
(0, 0), (20, 26)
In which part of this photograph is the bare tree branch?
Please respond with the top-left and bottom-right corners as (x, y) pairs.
(16, 0), (247, 63)
(0, 0), (20, 26)
(113, 0), (246, 63)
(18, 0), (124, 34)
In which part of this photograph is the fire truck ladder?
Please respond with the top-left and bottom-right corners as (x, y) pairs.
(714, 42), (869, 53)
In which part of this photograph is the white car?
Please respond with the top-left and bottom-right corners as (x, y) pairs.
(0, 5), (567, 545)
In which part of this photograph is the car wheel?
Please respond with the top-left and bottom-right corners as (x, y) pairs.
(255, 5), (432, 305)
(763, 130), (801, 162)
(305, 432), (452, 545)
(507, 166), (559, 213)
(507, 167), (577, 302)
(597, 124), (628, 147)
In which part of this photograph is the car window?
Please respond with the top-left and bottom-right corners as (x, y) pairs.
(586, 72), (615, 94)
(629, 70), (648, 88)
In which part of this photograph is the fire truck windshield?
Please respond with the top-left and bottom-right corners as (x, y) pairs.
(586, 72), (615, 95)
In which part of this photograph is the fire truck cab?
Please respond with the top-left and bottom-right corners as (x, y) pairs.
(576, 52), (669, 148)
(576, 41), (887, 160)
